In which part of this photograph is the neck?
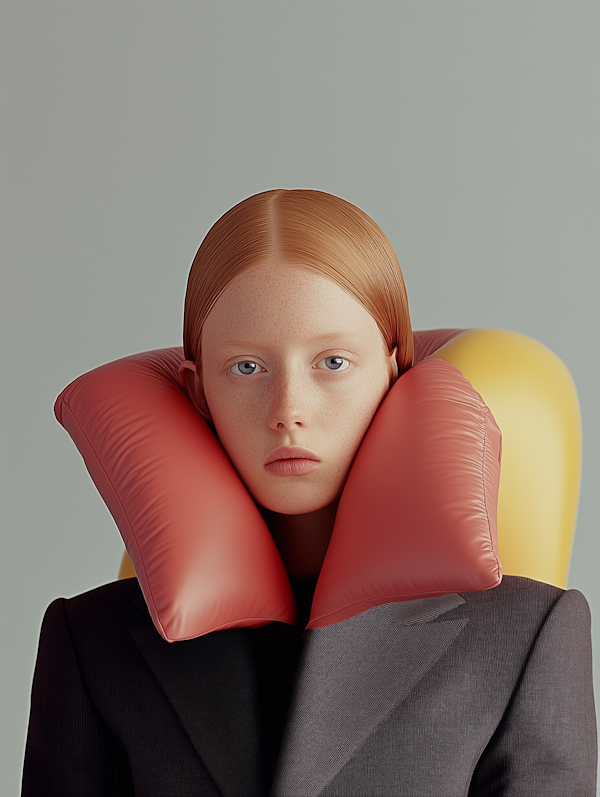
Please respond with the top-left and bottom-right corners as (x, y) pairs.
(258, 500), (339, 580)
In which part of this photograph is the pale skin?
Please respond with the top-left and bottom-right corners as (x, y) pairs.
(181, 261), (397, 579)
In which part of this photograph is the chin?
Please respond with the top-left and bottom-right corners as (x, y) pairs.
(253, 483), (339, 516)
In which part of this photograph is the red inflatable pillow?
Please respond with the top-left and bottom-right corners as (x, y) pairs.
(54, 334), (502, 641)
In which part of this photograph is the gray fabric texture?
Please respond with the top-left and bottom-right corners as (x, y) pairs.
(271, 581), (596, 797)
(272, 594), (467, 796)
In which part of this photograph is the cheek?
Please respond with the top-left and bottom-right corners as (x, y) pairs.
(334, 406), (376, 465)
(323, 379), (389, 470)
(340, 372), (389, 432)
(205, 387), (261, 466)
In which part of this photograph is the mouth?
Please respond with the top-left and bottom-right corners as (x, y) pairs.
(263, 446), (321, 477)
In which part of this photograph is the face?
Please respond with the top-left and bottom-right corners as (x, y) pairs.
(201, 261), (397, 515)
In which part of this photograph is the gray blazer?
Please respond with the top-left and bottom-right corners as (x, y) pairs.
(23, 575), (597, 796)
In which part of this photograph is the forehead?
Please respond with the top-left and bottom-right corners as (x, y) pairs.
(202, 261), (381, 346)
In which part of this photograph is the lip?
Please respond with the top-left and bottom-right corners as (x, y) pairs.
(263, 446), (321, 477)
(264, 446), (320, 466)
(264, 459), (321, 477)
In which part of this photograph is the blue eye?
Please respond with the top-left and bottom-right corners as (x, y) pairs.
(319, 357), (349, 371)
(231, 361), (263, 376)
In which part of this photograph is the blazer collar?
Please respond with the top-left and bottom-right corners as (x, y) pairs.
(272, 593), (467, 797)
(128, 595), (266, 797)
(129, 590), (467, 797)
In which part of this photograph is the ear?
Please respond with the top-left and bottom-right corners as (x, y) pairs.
(179, 359), (197, 398)
(388, 346), (399, 387)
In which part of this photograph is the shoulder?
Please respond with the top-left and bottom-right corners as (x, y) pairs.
(40, 578), (149, 650)
(457, 575), (591, 646)
(44, 576), (145, 618)
(33, 579), (164, 705)
(461, 574), (590, 615)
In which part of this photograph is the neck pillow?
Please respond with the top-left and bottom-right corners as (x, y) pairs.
(54, 329), (502, 642)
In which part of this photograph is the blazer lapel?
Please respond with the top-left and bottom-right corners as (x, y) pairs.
(271, 593), (467, 797)
(128, 597), (265, 797)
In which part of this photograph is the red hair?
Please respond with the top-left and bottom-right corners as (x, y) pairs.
(183, 189), (413, 422)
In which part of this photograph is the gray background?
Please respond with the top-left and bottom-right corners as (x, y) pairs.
(1, 2), (599, 793)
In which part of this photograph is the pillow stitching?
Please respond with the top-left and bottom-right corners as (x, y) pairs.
(480, 407), (502, 581)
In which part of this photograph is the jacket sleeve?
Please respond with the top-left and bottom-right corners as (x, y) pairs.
(469, 588), (597, 797)
(21, 598), (133, 797)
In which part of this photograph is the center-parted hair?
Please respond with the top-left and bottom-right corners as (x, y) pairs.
(183, 189), (413, 422)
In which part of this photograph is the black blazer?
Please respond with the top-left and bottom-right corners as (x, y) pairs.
(22, 575), (597, 797)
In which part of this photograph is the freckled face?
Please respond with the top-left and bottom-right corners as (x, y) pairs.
(201, 262), (397, 515)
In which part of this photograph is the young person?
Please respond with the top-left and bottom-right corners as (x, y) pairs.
(22, 190), (596, 796)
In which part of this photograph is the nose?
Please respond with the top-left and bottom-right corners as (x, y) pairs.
(267, 371), (311, 432)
